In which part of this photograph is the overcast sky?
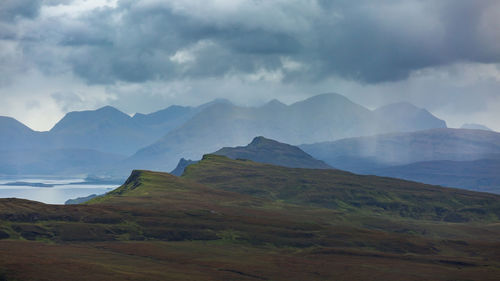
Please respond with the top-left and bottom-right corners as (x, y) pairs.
(1, 0), (500, 131)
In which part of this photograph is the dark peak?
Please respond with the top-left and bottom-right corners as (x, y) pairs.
(95, 106), (131, 117)
(264, 99), (286, 108)
(249, 136), (276, 146)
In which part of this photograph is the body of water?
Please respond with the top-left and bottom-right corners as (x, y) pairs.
(0, 178), (119, 204)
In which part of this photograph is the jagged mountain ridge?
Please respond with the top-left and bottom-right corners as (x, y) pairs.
(126, 93), (446, 172)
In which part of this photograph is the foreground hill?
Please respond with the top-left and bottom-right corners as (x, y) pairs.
(1, 156), (500, 280)
(183, 155), (500, 221)
(127, 93), (446, 171)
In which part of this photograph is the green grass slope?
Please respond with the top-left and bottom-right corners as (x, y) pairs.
(0, 157), (500, 280)
(183, 155), (500, 222)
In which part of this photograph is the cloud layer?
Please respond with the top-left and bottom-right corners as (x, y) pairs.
(1, 0), (500, 130)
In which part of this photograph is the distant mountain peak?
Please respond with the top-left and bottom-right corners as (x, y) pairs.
(300, 93), (352, 104)
(264, 99), (286, 108)
(214, 136), (332, 169)
(249, 136), (271, 146)
(96, 105), (121, 112)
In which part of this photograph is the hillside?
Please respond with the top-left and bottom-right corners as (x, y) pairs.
(183, 155), (500, 221)
(1, 157), (500, 279)
(170, 136), (330, 176)
(127, 93), (446, 172)
(214, 136), (331, 169)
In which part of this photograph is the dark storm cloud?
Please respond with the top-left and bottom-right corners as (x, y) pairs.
(9, 0), (500, 84)
(0, 0), (42, 22)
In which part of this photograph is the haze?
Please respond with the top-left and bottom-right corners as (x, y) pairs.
(1, 0), (500, 131)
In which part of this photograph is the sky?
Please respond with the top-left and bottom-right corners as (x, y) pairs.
(1, 0), (500, 131)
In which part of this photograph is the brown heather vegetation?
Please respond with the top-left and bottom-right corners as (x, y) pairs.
(0, 155), (500, 280)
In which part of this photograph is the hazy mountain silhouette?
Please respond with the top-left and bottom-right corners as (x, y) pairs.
(370, 158), (500, 194)
(0, 93), (447, 176)
(374, 102), (447, 133)
(0, 116), (42, 150)
(0, 148), (126, 175)
(301, 128), (500, 173)
(48, 106), (152, 155)
(127, 93), (446, 172)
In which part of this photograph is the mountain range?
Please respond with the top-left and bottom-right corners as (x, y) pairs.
(126, 93), (446, 172)
(301, 128), (500, 193)
(0, 93), (448, 176)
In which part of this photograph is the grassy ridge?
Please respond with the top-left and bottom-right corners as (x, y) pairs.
(0, 156), (500, 280)
(183, 155), (500, 222)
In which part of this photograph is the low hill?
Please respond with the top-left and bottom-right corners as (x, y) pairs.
(214, 136), (331, 169)
(1, 157), (500, 280)
(183, 155), (500, 221)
